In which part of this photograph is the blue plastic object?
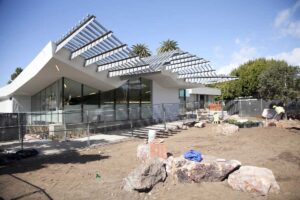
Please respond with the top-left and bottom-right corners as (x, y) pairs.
(183, 150), (202, 162)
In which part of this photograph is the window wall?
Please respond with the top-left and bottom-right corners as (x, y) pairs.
(115, 84), (128, 121)
(31, 77), (152, 124)
(31, 79), (62, 124)
(128, 78), (141, 120)
(141, 78), (152, 119)
(63, 78), (82, 124)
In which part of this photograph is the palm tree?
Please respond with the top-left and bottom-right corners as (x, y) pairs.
(157, 39), (179, 54)
(131, 44), (151, 58)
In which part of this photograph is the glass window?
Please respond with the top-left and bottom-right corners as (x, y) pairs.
(83, 85), (98, 106)
(40, 90), (46, 111)
(141, 78), (152, 119)
(115, 83), (128, 120)
(101, 90), (115, 121)
(45, 86), (52, 122)
(63, 78), (82, 123)
(83, 85), (99, 122)
(129, 78), (141, 120)
(179, 89), (185, 97)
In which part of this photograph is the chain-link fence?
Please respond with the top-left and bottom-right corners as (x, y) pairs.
(224, 98), (300, 118)
(0, 102), (202, 146)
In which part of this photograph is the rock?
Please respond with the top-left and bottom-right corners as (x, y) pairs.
(169, 155), (241, 183)
(164, 156), (174, 174)
(137, 144), (150, 162)
(194, 122), (205, 128)
(237, 119), (248, 123)
(228, 114), (241, 120)
(228, 166), (280, 196)
(215, 123), (239, 135)
(264, 120), (277, 127)
(182, 125), (189, 130)
(123, 158), (167, 192)
(275, 120), (300, 129)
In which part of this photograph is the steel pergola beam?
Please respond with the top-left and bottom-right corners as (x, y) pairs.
(177, 69), (215, 75)
(178, 70), (217, 78)
(170, 62), (210, 72)
(71, 31), (113, 59)
(85, 44), (127, 66)
(166, 60), (209, 70)
(169, 57), (203, 65)
(56, 15), (96, 52)
(98, 55), (140, 71)
(108, 64), (150, 77)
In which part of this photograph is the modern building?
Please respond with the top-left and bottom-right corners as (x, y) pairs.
(186, 87), (221, 108)
(0, 15), (235, 124)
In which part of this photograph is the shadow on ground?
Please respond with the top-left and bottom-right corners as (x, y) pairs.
(0, 150), (109, 175)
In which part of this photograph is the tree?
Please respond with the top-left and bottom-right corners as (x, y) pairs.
(131, 44), (151, 58)
(214, 58), (273, 99)
(7, 67), (23, 84)
(258, 62), (300, 102)
(157, 39), (179, 54)
(214, 58), (300, 101)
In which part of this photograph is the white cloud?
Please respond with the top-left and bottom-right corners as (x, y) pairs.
(217, 39), (257, 74)
(274, 1), (300, 38)
(213, 46), (224, 59)
(274, 9), (290, 28)
(268, 48), (300, 66)
(217, 47), (300, 75)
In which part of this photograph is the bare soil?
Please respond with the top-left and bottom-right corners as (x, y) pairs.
(1, 125), (300, 200)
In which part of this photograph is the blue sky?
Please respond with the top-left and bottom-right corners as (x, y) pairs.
(0, 0), (299, 86)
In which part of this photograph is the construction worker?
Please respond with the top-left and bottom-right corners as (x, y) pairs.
(273, 105), (285, 120)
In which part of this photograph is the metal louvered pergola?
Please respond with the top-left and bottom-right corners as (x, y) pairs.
(55, 15), (236, 86)
(109, 49), (237, 85)
(55, 15), (148, 75)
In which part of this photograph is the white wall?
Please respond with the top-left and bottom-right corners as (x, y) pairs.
(152, 80), (180, 105)
(152, 80), (180, 121)
(13, 95), (31, 112)
(0, 99), (13, 113)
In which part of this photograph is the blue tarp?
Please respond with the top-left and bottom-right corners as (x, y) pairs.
(183, 150), (202, 162)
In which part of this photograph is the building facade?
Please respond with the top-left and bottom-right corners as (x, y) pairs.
(0, 15), (236, 125)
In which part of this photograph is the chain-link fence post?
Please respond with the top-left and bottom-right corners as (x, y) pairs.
(63, 111), (67, 141)
(18, 112), (24, 150)
(104, 110), (107, 134)
(163, 103), (166, 131)
(86, 110), (90, 147)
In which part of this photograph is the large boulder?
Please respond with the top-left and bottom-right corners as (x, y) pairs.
(123, 158), (167, 192)
(215, 123), (239, 135)
(167, 155), (241, 183)
(228, 166), (280, 196)
(275, 120), (300, 129)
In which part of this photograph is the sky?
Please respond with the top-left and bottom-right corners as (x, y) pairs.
(0, 0), (299, 86)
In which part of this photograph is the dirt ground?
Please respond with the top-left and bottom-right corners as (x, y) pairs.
(1, 125), (300, 200)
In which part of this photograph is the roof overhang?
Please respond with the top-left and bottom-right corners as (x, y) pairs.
(0, 42), (127, 100)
